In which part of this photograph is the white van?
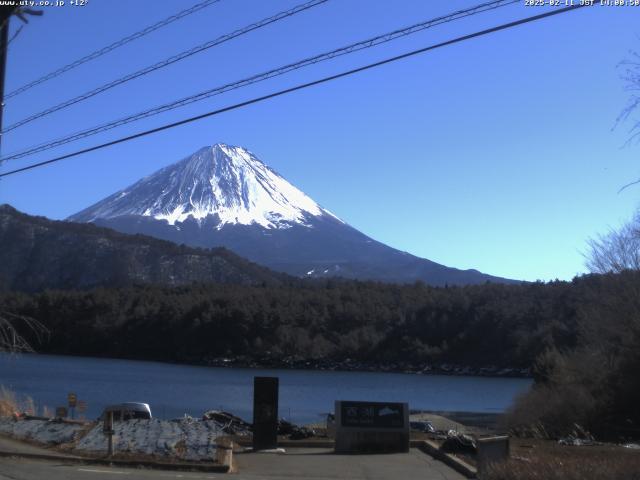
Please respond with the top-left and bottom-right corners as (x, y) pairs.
(101, 402), (152, 421)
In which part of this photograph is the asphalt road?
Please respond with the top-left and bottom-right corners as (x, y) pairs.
(0, 433), (466, 480)
(0, 458), (223, 480)
(0, 448), (466, 480)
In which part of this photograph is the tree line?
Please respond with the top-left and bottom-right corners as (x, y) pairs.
(0, 272), (628, 371)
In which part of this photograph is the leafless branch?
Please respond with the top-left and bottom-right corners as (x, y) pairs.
(0, 311), (49, 353)
(585, 214), (640, 273)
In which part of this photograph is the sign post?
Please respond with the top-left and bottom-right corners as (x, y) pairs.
(103, 411), (115, 457)
(77, 400), (87, 420)
(67, 392), (77, 420)
(252, 376), (279, 451)
(334, 400), (409, 453)
(55, 406), (68, 419)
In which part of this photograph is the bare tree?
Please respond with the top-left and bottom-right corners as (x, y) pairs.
(617, 50), (640, 191)
(585, 51), (640, 273)
(586, 213), (640, 273)
(0, 311), (48, 353)
(619, 51), (640, 133)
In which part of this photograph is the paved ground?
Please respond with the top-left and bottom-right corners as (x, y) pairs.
(0, 447), (467, 480)
(234, 447), (466, 479)
(0, 458), (223, 480)
(0, 435), (75, 457)
(0, 433), (466, 480)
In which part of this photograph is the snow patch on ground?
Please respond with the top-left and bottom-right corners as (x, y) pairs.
(76, 418), (220, 461)
(0, 417), (224, 461)
(0, 417), (84, 445)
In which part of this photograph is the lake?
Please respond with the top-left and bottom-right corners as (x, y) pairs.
(0, 353), (532, 425)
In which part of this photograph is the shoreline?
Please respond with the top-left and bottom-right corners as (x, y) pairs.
(10, 351), (532, 379)
(194, 356), (533, 379)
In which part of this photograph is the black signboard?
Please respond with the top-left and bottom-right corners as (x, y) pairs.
(252, 376), (279, 450)
(340, 401), (405, 429)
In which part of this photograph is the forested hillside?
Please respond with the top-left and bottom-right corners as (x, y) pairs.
(3, 271), (635, 372)
(0, 204), (288, 291)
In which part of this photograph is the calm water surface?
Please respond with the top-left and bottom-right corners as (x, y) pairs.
(0, 354), (532, 424)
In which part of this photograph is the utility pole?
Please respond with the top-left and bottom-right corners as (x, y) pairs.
(0, 6), (42, 157)
(0, 7), (14, 156)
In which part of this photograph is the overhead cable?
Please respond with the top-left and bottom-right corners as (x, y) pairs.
(2, 0), (329, 133)
(0, 4), (591, 179)
(1, 0), (518, 162)
(4, 0), (223, 100)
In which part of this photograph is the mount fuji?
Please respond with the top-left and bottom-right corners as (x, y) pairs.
(69, 143), (513, 285)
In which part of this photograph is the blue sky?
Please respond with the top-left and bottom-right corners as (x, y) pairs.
(0, 0), (638, 282)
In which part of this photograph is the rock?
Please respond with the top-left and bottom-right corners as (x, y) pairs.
(277, 419), (315, 440)
(440, 431), (476, 454)
(558, 424), (598, 446)
(288, 426), (315, 440)
(202, 410), (251, 435)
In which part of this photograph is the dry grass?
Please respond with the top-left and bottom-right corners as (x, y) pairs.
(487, 439), (640, 480)
(0, 385), (50, 417)
(0, 386), (17, 416)
(504, 382), (598, 439)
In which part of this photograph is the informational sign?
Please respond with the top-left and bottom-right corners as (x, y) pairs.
(252, 376), (279, 451)
(334, 400), (409, 453)
(103, 411), (114, 433)
(67, 392), (77, 408)
(55, 406), (68, 418)
(340, 401), (406, 429)
(77, 400), (87, 413)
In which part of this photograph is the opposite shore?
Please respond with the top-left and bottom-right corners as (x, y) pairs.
(198, 355), (532, 378)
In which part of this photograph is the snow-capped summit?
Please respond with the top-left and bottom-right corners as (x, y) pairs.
(70, 143), (340, 229)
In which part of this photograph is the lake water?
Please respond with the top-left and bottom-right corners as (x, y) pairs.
(0, 354), (532, 425)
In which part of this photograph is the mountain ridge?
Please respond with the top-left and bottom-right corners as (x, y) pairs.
(0, 204), (288, 292)
(69, 143), (518, 286)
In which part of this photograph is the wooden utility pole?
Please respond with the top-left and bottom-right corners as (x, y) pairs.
(0, 7), (14, 156)
(0, 6), (42, 156)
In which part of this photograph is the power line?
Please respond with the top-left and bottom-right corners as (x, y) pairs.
(4, 0), (222, 101)
(2, 0), (329, 134)
(3, 25), (22, 52)
(0, 3), (591, 179)
(1, 0), (519, 162)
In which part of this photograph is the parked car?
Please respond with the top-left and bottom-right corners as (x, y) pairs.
(409, 420), (435, 433)
(100, 402), (152, 421)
